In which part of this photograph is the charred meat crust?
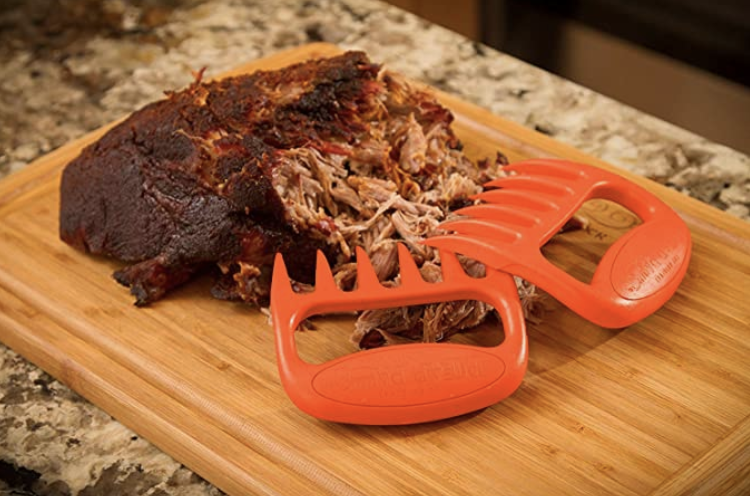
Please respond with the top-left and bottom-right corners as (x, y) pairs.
(60, 52), (377, 304)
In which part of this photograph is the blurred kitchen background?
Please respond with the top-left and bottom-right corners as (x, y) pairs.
(387, 0), (750, 155)
(1, 0), (748, 155)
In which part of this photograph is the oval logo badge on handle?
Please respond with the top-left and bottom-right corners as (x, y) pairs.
(610, 220), (691, 300)
(312, 346), (506, 407)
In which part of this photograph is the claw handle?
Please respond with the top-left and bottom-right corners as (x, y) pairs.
(569, 174), (691, 326)
(270, 252), (527, 425)
(427, 159), (692, 329)
(513, 165), (692, 327)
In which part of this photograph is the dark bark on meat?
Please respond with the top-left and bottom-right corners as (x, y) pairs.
(60, 52), (377, 305)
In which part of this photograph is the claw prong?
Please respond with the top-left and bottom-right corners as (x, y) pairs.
(314, 250), (337, 291)
(354, 246), (382, 290)
(424, 234), (512, 272)
(475, 189), (559, 211)
(438, 249), (466, 281)
(503, 160), (586, 181)
(453, 204), (541, 228)
(439, 219), (520, 244)
(396, 243), (424, 286)
(271, 253), (295, 300)
(484, 176), (575, 197)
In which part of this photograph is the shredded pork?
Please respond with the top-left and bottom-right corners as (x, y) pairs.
(270, 70), (534, 348)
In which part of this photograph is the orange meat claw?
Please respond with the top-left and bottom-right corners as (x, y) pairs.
(270, 244), (528, 425)
(425, 159), (692, 328)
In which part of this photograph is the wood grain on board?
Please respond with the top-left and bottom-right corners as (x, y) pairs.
(0, 43), (748, 496)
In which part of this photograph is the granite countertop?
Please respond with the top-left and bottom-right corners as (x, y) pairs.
(1, 0), (748, 494)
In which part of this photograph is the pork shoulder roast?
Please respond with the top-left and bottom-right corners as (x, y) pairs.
(60, 51), (534, 348)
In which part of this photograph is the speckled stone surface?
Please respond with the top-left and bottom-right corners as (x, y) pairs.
(0, 0), (748, 494)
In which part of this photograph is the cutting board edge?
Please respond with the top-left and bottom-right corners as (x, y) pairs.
(0, 279), (363, 496)
(649, 414), (750, 496)
(0, 298), (278, 496)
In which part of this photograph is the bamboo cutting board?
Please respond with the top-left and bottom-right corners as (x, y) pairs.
(1, 43), (749, 496)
